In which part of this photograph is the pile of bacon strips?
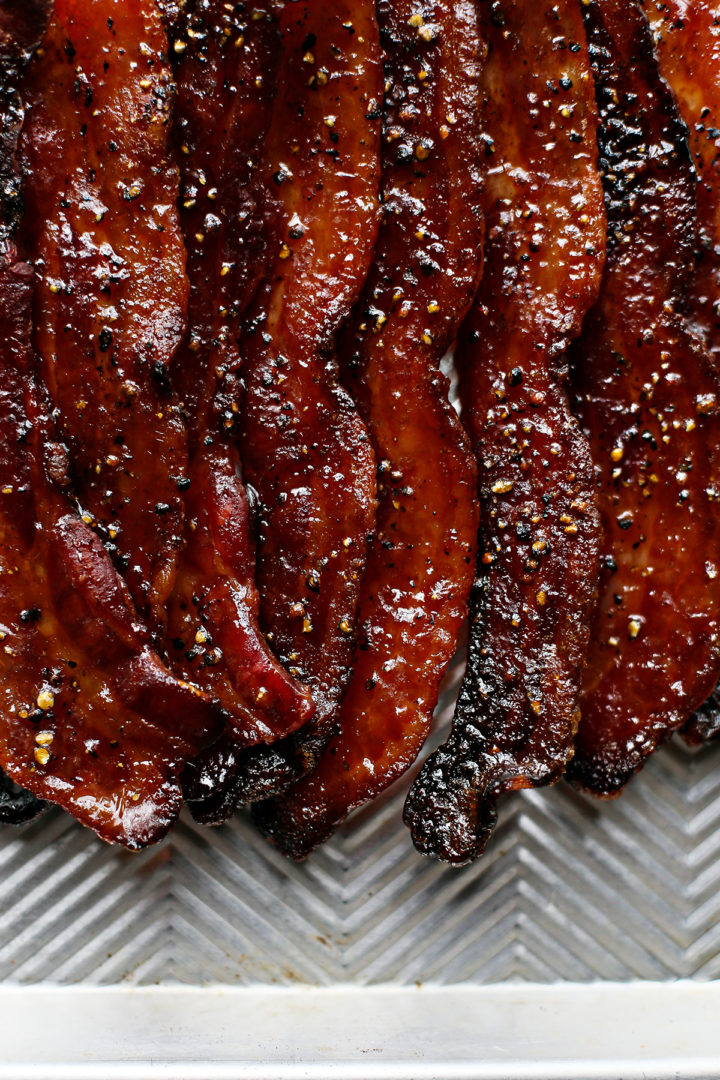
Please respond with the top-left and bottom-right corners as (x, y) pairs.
(0, 0), (719, 864)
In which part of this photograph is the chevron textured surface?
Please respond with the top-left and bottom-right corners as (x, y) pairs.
(2, 652), (720, 987)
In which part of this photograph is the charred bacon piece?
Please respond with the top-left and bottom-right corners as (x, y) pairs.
(566, 0), (720, 796)
(161, 0), (315, 748)
(190, 0), (383, 819)
(17, 0), (192, 632)
(404, 0), (606, 865)
(0, 5), (219, 848)
(252, 0), (484, 858)
(643, 0), (720, 360)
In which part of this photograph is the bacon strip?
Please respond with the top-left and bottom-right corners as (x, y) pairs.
(640, 0), (720, 745)
(187, 0), (383, 819)
(642, 0), (720, 360)
(405, 0), (606, 865)
(17, 0), (191, 632)
(566, 0), (720, 796)
(252, 0), (484, 858)
(161, 0), (315, 748)
(0, 2), (219, 848)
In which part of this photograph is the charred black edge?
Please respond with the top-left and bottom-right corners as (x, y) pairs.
(402, 577), (517, 867)
(236, 730), (314, 807)
(250, 723), (352, 855)
(682, 684), (720, 745)
(251, 798), (322, 861)
(186, 740), (306, 825)
(566, 746), (651, 797)
(184, 791), (238, 827)
(183, 737), (304, 824)
(403, 678), (568, 865)
(404, 424), (582, 862)
(0, 768), (47, 825)
(578, 0), (695, 268)
(402, 677), (502, 868)
(182, 739), (238, 824)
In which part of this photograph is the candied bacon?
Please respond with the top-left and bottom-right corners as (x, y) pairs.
(252, 0), (484, 858)
(642, 0), (720, 360)
(640, 0), (720, 746)
(404, 0), (606, 865)
(17, 0), (192, 632)
(188, 0), (383, 820)
(566, 0), (720, 796)
(0, 3), (219, 848)
(161, 0), (315, 748)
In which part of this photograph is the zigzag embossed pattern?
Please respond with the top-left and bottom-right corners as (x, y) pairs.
(2, 656), (720, 986)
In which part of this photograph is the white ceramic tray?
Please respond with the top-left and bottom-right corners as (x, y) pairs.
(2, 656), (720, 1076)
(2, 983), (720, 1078)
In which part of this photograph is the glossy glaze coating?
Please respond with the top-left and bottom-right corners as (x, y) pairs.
(0, 3), (219, 848)
(405, 0), (606, 865)
(195, 0), (383, 816)
(643, 0), (720, 360)
(568, 0), (720, 796)
(18, 0), (191, 631)
(161, 0), (315, 748)
(254, 0), (484, 858)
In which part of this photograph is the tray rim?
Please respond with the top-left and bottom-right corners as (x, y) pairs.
(2, 981), (720, 1079)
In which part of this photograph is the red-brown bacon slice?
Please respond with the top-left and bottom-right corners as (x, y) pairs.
(405, 0), (606, 865)
(640, 0), (720, 746)
(642, 0), (720, 360)
(188, 0), (383, 819)
(252, 0), (484, 858)
(566, 0), (720, 796)
(0, 0), (55, 830)
(0, 1), (219, 847)
(161, 0), (315, 747)
(17, 0), (192, 632)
